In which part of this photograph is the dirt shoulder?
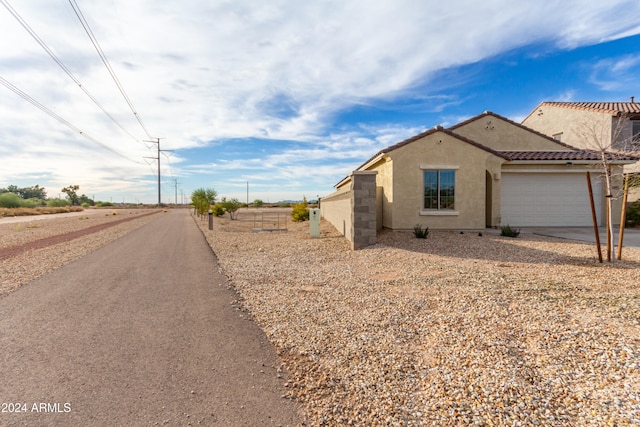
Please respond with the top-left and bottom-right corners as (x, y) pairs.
(0, 209), (164, 297)
(0, 210), (161, 260)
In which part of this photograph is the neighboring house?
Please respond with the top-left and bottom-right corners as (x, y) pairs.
(522, 101), (640, 165)
(331, 111), (638, 231)
(522, 101), (640, 201)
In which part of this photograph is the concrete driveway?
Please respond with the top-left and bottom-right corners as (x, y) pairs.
(524, 226), (640, 249)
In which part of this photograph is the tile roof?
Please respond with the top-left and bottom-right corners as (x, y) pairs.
(537, 102), (640, 115)
(500, 150), (640, 162)
(354, 125), (510, 171)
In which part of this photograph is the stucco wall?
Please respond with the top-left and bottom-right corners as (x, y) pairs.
(522, 106), (613, 149)
(373, 157), (394, 229)
(454, 114), (567, 151)
(320, 188), (352, 241)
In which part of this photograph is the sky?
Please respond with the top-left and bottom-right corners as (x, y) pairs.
(1, 0), (640, 204)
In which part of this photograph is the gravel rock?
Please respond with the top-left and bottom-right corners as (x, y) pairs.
(194, 209), (640, 426)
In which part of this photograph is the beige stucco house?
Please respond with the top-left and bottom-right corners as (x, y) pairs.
(333, 111), (638, 231)
(522, 101), (640, 168)
(522, 101), (640, 200)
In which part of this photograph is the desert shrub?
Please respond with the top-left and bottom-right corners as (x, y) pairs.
(23, 198), (45, 208)
(0, 192), (23, 208)
(96, 201), (113, 207)
(291, 197), (309, 222)
(253, 199), (264, 208)
(211, 203), (225, 216)
(500, 224), (521, 238)
(413, 224), (429, 238)
(46, 198), (70, 207)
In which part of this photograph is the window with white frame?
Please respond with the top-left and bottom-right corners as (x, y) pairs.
(423, 170), (455, 210)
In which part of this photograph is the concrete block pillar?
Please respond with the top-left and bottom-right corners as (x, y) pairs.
(350, 171), (378, 250)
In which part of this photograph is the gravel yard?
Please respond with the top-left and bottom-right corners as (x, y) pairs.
(194, 209), (640, 426)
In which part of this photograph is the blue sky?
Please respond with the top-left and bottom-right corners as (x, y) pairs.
(1, 1), (640, 204)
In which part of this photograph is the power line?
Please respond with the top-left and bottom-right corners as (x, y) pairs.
(68, 0), (153, 140)
(0, 0), (142, 144)
(0, 75), (143, 164)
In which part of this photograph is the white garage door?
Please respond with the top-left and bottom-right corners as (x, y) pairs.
(501, 173), (603, 227)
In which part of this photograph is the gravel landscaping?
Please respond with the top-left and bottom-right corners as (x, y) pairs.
(2, 208), (638, 426)
(194, 209), (640, 426)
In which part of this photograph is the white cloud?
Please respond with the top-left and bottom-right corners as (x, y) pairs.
(589, 54), (640, 91)
(2, 0), (640, 201)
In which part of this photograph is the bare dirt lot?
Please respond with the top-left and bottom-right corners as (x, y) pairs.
(195, 209), (640, 426)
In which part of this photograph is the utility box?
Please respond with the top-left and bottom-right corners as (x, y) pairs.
(309, 208), (320, 237)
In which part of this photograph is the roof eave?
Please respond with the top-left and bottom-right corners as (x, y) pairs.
(506, 159), (637, 165)
(359, 152), (387, 171)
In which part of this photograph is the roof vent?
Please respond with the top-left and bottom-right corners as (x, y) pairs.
(632, 96), (635, 103)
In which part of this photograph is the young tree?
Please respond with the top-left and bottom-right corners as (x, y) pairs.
(291, 197), (309, 222)
(220, 197), (242, 220)
(61, 185), (80, 206)
(575, 114), (637, 262)
(191, 188), (218, 217)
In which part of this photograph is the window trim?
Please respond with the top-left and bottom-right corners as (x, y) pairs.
(421, 167), (458, 214)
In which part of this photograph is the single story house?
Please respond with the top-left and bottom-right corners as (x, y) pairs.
(332, 111), (638, 230)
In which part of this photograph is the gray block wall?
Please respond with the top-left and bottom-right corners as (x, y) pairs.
(350, 171), (377, 250)
(320, 171), (377, 250)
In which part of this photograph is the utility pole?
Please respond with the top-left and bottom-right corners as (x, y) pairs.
(144, 137), (170, 207)
(174, 178), (178, 206)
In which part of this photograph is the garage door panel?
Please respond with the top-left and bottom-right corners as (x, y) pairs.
(501, 173), (602, 227)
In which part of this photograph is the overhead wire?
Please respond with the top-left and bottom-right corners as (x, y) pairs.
(0, 75), (144, 164)
(0, 0), (142, 145)
(67, 0), (154, 140)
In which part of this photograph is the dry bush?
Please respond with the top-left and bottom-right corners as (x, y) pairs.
(0, 206), (83, 217)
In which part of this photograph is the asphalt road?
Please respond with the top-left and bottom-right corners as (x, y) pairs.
(0, 210), (301, 426)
